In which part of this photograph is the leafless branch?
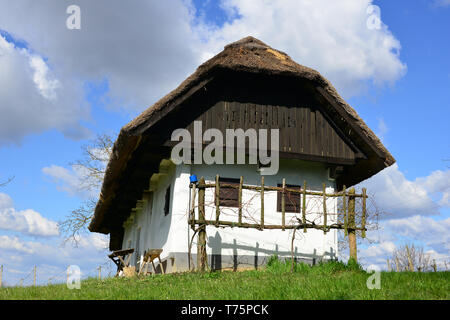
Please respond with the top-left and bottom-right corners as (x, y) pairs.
(0, 175), (14, 187)
(60, 133), (115, 245)
(389, 243), (433, 272)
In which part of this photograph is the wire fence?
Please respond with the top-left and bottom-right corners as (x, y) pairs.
(0, 260), (115, 288)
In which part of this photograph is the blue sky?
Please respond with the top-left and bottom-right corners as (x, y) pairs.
(0, 0), (449, 285)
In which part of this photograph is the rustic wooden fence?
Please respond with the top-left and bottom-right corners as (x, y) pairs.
(0, 263), (114, 288)
(188, 175), (368, 271)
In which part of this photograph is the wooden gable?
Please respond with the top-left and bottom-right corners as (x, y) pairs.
(170, 71), (365, 166)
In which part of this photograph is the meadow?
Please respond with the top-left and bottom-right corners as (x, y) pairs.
(1, 258), (448, 300)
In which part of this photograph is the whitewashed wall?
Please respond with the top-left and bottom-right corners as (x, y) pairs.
(122, 158), (338, 272)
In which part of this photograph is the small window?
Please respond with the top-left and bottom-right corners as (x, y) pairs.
(217, 177), (240, 208)
(164, 185), (171, 216)
(277, 184), (301, 213)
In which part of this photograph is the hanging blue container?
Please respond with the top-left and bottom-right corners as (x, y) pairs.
(189, 174), (198, 184)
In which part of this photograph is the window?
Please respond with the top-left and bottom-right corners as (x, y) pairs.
(217, 177), (240, 208)
(164, 185), (171, 216)
(277, 184), (301, 213)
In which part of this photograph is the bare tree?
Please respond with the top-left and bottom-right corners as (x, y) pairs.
(388, 243), (432, 272)
(59, 133), (114, 244)
(337, 187), (387, 256)
(0, 176), (14, 187)
(71, 133), (114, 192)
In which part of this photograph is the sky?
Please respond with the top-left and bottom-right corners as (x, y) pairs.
(0, 0), (449, 286)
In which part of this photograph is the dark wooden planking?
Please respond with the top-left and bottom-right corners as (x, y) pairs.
(316, 110), (322, 156)
(178, 99), (357, 162)
(300, 107), (305, 153)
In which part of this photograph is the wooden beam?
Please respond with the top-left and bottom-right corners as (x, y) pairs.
(261, 176), (264, 230)
(302, 180), (307, 233)
(348, 187), (357, 262)
(197, 177), (207, 272)
(323, 183), (327, 234)
(189, 183), (196, 229)
(362, 187), (367, 239)
(192, 219), (367, 231)
(215, 174), (220, 226)
(281, 178), (286, 231)
(199, 182), (366, 197)
(343, 185), (347, 236)
(314, 86), (383, 158)
(238, 176), (243, 226)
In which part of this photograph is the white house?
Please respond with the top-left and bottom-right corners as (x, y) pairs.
(89, 37), (395, 273)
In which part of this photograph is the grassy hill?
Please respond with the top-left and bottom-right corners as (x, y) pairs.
(1, 259), (448, 300)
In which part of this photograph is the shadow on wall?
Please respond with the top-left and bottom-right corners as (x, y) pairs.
(148, 189), (173, 253)
(208, 231), (336, 271)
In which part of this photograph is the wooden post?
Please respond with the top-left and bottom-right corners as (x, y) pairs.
(197, 177), (207, 272)
(190, 183), (196, 230)
(361, 188), (367, 238)
(395, 257), (400, 272)
(302, 181), (307, 233)
(343, 185), (347, 236)
(347, 188), (357, 262)
(432, 260), (437, 272)
(215, 175), (220, 226)
(387, 259), (391, 272)
(238, 176), (243, 226)
(322, 183), (327, 234)
(260, 176), (264, 230)
(33, 265), (36, 287)
(281, 178), (286, 231)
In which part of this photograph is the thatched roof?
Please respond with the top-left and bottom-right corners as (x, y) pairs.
(89, 36), (395, 234)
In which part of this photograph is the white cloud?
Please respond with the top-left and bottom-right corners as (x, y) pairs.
(42, 165), (85, 196)
(199, 0), (407, 96)
(0, 34), (90, 145)
(434, 0), (450, 7)
(0, 233), (111, 286)
(0, 235), (34, 254)
(76, 233), (109, 251)
(358, 164), (450, 218)
(0, 193), (59, 237)
(0, 0), (406, 144)
(42, 164), (100, 199)
(355, 165), (450, 269)
(385, 215), (450, 251)
(356, 214), (450, 270)
(29, 55), (61, 101)
(0, 192), (14, 210)
(376, 118), (388, 143)
(361, 241), (396, 258)
(0, 0), (202, 111)
(0, 1), (201, 145)
(416, 170), (450, 206)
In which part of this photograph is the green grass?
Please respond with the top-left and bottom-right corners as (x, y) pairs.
(1, 258), (449, 300)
